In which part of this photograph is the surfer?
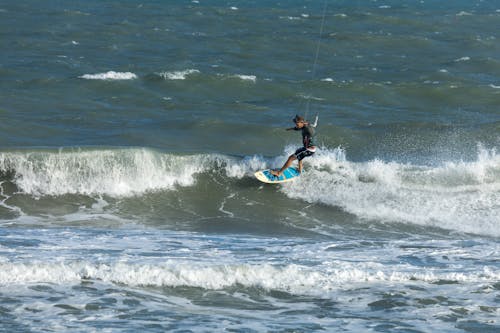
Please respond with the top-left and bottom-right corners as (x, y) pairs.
(270, 115), (316, 177)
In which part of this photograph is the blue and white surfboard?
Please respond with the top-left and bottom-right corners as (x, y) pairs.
(254, 167), (301, 184)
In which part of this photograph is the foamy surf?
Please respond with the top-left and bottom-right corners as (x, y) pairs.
(79, 71), (138, 80)
(0, 148), (208, 197)
(284, 146), (500, 237)
(156, 69), (200, 80)
(1, 146), (499, 236)
(0, 148), (274, 197)
(1, 260), (497, 296)
(232, 74), (257, 82)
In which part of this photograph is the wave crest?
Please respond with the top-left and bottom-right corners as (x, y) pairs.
(0, 148), (208, 197)
(79, 71), (137, 80)
(1, 260), (497, 296)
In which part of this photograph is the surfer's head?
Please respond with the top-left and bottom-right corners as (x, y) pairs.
(293, 115), (306, 127)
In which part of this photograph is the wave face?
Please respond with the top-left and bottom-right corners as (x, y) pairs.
(1, 147), (499, 236)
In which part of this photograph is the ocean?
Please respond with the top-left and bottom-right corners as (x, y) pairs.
(0, 0), (499, 332)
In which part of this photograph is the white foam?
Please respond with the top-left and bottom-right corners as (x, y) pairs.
(224, 155), (267, 178)
(489, 84), (500, 89)
(0, 260), (497, 296)
(233, 74), (257, 83)
(298, 93), (325, 101)
(157, 69), (199, 80)
(454, 56), (471, 62)
(283, 146), (500, 237)
(79, 71), (137, 80)
(0, 149), (209, 197)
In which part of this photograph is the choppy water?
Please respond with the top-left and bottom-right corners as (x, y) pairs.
(1, 1), (499, 332)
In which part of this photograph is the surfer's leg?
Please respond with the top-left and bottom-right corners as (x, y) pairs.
(293, 147), (314, 174)
(271, 154), (297, 176)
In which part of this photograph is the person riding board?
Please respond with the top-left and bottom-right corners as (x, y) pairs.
(270, 115), (317, 177)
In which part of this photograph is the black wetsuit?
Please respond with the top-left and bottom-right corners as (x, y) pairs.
(293, 124), (316, 161)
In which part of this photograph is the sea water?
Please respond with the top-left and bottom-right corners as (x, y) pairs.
(0, 1), (499, 332)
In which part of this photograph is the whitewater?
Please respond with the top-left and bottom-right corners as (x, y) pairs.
(1, 146), (498, 236)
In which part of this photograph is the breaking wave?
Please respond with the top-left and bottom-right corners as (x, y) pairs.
(79, 71), (138, 80)
(0, 146), (498, 236)
(0, 148), (208, 197)
(1, 260), (497, 296)
(284, 145), (500, 236)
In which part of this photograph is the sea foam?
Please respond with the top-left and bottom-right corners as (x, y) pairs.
(79, 71), (138, 80)
(233, 74), (257, 82)
(156, 69), (199, 80)
(0, 260), (497, 296)
(283, 146), (500, 236)
(0, 149), (208, 197)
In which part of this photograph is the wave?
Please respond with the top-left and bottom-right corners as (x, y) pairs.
(284, 145), (500, 236)
(0, 148), (270, 198)
(1, 146), (499, 236)
(229, 74), (257, 83)
(1, 260), (497, 295)
(0, 148), (210, 197)
(153, 69), (257, 83)
(79, 71), (138, 80)
(155, 69), (200, 80)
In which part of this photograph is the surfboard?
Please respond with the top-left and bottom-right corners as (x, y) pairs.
(254, 167), (301, 184)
